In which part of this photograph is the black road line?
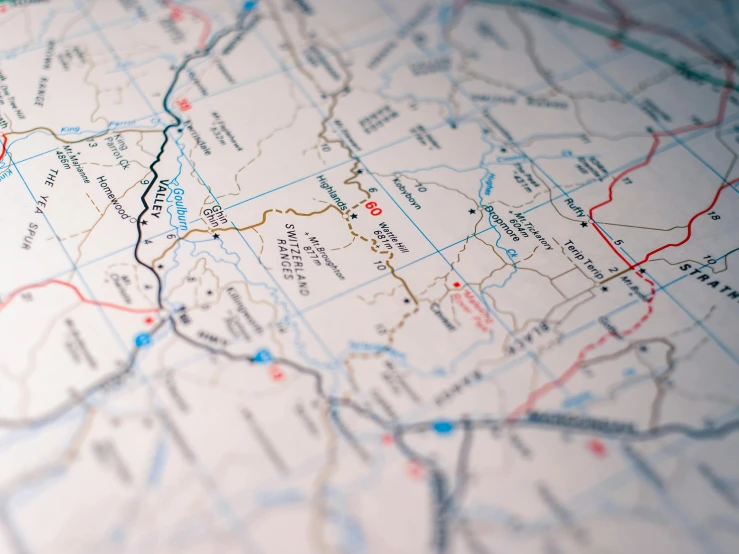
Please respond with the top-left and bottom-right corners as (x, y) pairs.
(133, 10), (252, 308)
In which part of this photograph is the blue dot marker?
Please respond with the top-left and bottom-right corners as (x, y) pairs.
(432, 420), (454, 435)
(253, 348), (273, 363)
(244, 0), (257, 10)
(135, 332), (151, 348)
(623, 368), (636, 377)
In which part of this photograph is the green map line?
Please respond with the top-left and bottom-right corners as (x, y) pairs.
(477, 0), (739, 93)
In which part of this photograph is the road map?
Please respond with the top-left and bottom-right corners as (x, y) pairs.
(2, 0), (739, 552)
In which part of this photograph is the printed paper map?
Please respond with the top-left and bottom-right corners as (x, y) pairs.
(1, 0), (739, 552)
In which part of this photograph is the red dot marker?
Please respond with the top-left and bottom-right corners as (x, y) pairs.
(381, 433), (393, 446)
(144, 316), (154, 325)
(269, 365), (284, 382)
(170, 6), (184, 22)
(453, 282), (461, 288)
(407, 461), (424, 479)
(587, 438), (607, 458)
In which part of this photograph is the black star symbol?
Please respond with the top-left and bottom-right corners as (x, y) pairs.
(213, 233), (220, 240)
(350, 213), (358, 219)
(639, 345), (648, 352)
(601, 286), (608, 292)
(141, 219), (148, 226)
(356, 169), (363, 174)
(469, 208), (476, 214)
(206, 290), (213, 296)
(403, 298), (410, 303)
(580, 221), (588, 228)
(638, 268), (647, 274)
(305, 232), (309, 236)
(178, 128), (183, 133)
(157, 264), (164, 270)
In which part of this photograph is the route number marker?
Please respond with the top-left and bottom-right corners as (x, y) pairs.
(365, 201), (382, 216)
(175, 98), (192, 112)
(253, 349), (273, 363)
(587, 439), (607, 458)
(432, 420), (454, 435)
(269, 365), (284, 382)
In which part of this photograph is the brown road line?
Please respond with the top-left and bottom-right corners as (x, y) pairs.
(263, 0), (370, 200)
(345, 197), (417, 304)
(600, 267), (633, 284)
(3, 126), (162, 145)
(0, 127), (165, 180)
(150, 206), (331, 268)
(385, 259), (417, 305)
(342, 159), (371, 200)
(151, 200), (418, 305)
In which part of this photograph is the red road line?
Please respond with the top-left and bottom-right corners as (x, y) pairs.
(589, 65), (734, 270)
(0, 136), (155, 315)
(0, 134), (7, 163)
(164, 0), (212, 51)
(507, 293), (654, 422)
(587, 136), (660, 269)
(632, 177), (739, 267)
(1, 279), (158, 314)
(508, 64), (735, 422)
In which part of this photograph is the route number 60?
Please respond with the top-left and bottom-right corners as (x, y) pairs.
(365, 201), (382, 216)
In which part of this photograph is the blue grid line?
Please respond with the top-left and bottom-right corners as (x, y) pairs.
(549, 20), (739, 196)
(2, 105), (734, 306)
(8, 152), (132, 356)
(2, 0), (736, 432)
(369, 7), (739, 542)
(5, 0), (737, 305)
(3, 0), (732, 375)
(392, 13), (739, 369)
(542, 22), (739, 364)
(82, 3), (253, 539)
(169, 132), (342, 368)
(376, 0), (739, 382)
(253, 28), (567, 390)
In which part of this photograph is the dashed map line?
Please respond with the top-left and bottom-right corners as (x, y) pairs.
(507, 59), (735, 421)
